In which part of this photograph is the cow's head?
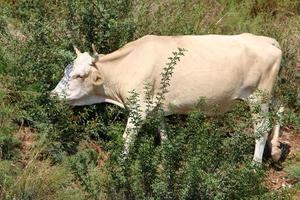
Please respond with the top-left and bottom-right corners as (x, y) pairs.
(51, 46), (104, 106)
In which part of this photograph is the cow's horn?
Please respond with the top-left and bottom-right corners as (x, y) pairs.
(73, 45), (81, 55)
(92, 43), (99, 56)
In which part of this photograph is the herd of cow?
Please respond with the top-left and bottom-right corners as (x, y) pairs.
(51, 33), (284, 164)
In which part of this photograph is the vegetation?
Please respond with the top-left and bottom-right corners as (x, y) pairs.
(0, 0), (299, 199)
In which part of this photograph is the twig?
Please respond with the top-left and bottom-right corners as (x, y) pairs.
(215, 12), (229, 26)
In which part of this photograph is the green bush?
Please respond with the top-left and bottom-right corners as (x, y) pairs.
(0, 0), (135, 164)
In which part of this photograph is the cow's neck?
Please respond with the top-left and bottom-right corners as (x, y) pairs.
(101, 82), (125, 108)
(97, 51), (136, 108)
(95, 65), (125, 108)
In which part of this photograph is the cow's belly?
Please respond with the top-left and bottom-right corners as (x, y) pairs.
(163, 91), (236, 116)
(162, 69), (243, 116)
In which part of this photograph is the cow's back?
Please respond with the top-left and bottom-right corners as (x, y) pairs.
(142, 34), (281, 115)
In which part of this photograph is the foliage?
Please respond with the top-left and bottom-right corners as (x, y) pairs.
(286, 164), (300, 182)
(8, 160), (83, 200)
(0, 0), (299, 199)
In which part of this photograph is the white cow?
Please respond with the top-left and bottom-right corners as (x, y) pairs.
(51, 33), (283, 163)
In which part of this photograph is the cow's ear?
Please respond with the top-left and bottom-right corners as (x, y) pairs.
(92, 71), (104, 85)
(73, 45), (81, 56)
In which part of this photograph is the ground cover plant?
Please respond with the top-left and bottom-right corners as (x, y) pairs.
(0, 0), (299, 199)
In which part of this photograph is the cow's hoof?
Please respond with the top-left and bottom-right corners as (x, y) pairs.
(252, 159), (263, 167)
(271, 161), (283, 171)
(271, 146), (282, 162)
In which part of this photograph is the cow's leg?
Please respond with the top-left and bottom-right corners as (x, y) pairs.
(250, 51), (282, 163)
(122, 111), (146, 160)
(122, 118), (137, 158)
(248, 94), (271, 163)
(158, 121), (168, 142)
(270, 106), (284, 161)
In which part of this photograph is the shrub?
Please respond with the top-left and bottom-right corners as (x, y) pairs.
(7, 160), (82, 200)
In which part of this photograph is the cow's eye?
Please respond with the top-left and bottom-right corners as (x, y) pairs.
(73, 74), (83, 79)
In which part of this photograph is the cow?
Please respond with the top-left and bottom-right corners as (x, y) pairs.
(51, 33), (283, 163)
